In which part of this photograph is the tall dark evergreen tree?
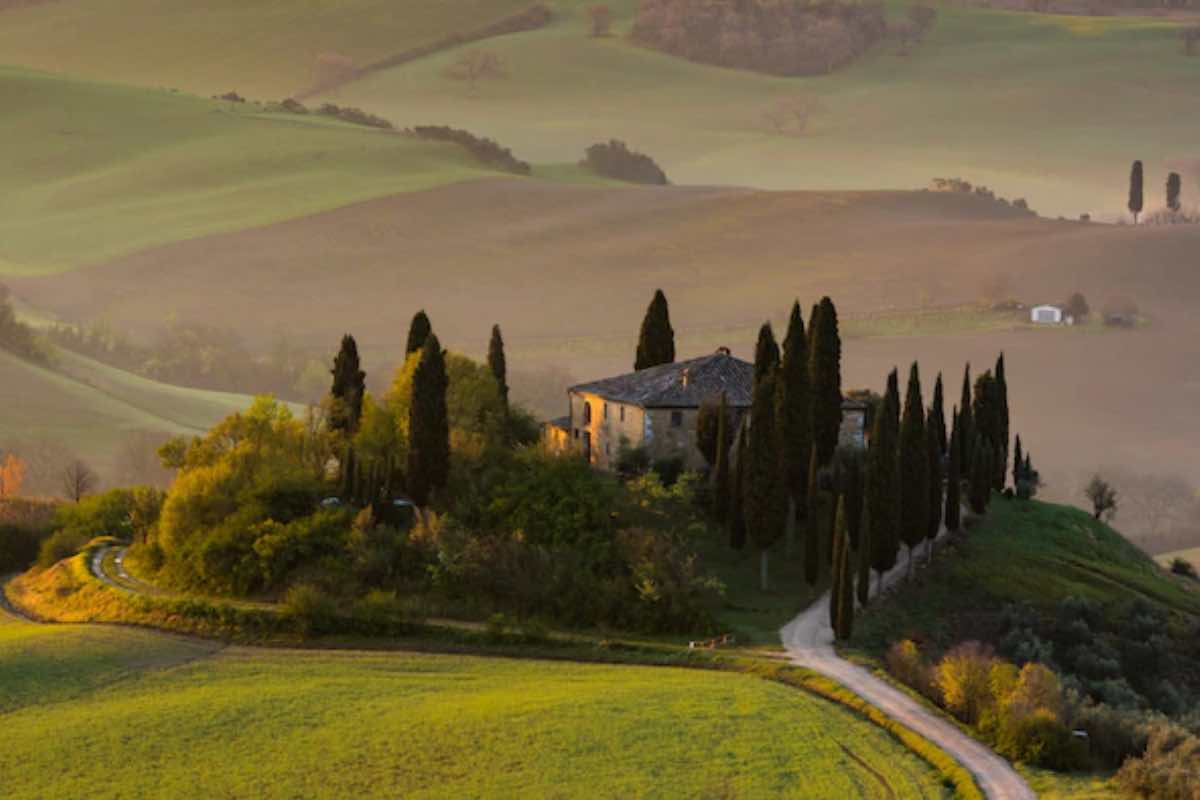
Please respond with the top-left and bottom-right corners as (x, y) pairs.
(1012, 434), (1024, 493)
(1167, 171), (1182, 212)
(407, 334), (450, 507)
(634, 289), (675, 370)
(804, 449), (821, 586)
(829, 493), (845, 630)
(926, 403), (944, 558)
(839, 449), (866, 551)
(745, 368), (785, 590)
(778, 301), (812, 557)
(945, 408), (962, 532)
(753, 322), (781, 384)
(833, 497), (855, 641)
(958, 364), (974, 473)
(994, 354), (1009, 491)
(713, 394), (733, 523)
(809, 297), (843, 467)
(406, 310), (432, 356)
(867, 369), (901, 591)
(1129, 160), (1144, 224)
(488, 324), (508, 409)
(898, 363), (930, 576)
(929, 373), (947, 457)
(696, 398), (724, 468)
(968, 436), (993, 515)
(856, 505), (872, 606)
(729, 423), (748, 550)
(329, 334), (366, 435)
(973, 370), (1005, 492)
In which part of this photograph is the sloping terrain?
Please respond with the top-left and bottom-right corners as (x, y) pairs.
(11, 179), (1199, 505)
(0, 608), (946, 799)
(0, 0), (538, 99)
(0, 68), (504, 275)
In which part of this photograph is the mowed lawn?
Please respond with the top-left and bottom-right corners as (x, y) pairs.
(0, 615), (948, 799)
(322, 1), (1200, 218)
(0, 67), (499, 275)
(0, 0), (536, 99)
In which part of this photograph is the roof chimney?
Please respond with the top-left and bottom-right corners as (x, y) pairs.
(681, 367), (691, 387)
(716, 346), (731, 356)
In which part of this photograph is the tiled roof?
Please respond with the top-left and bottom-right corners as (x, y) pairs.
(570, 353), (754, 409)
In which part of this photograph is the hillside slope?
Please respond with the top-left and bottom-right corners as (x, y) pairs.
(0, 68), (503, 275)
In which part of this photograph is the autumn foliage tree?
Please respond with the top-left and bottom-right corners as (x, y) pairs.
(0, 453), (27, 496)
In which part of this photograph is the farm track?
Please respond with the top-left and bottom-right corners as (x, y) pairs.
(782, 538), (1035, 800)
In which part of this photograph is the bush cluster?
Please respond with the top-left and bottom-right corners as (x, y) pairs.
(409, 126), (531, 175)
(0, 285), (50, 365)
(582, 140), (669, 185)
(928, 177), (1035, 216)
(36, 487), (163, 569)
(632, 0), (887, 76)
(315, 103), (393, 130)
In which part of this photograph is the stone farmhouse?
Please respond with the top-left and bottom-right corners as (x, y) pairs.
(546, 350), (868, 471)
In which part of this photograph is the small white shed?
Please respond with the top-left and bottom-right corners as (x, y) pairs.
(1031, 305), (1063, 324)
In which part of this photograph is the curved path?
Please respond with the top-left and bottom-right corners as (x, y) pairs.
(781, 542), (1034, 800)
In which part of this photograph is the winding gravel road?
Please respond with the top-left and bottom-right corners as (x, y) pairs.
(781, 542), (1035, 800)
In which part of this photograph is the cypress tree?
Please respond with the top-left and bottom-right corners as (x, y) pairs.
(713, 394), (733, 523)
(1012, 434), (1024, 495)
(833, 498), (855, 641)
(778, 301), (812, 557)
(994, 354), (1009, 491)
(805, 449), (821, 586)
(1129, 160), (1144, 224)
(969, 436), (993, 515)
(926, 403), (944, 559)
(958, 364), (974, 472)
(744, 328), (782, 592)
(929, 373), (947, 458)
(696, 398), (723, 468)
(973, 370), (1004, 492)
(898, 363), (929, 577)
(841, 450), (865, 551)
(488, 324), (508, 409)
(729, 423), (748, 550)
(829, 494), (845, 630)
(867, 369), (901, 591)
(634, 289), (675, 370)
(945, 408), (962, 532)
(809, 297), (843, 467)
(406, 310), (432, 356)
(1167, 171), (1182, 212)
(407, 334), (450, 507)
(329, 334), (366, 435)
(753, 322), (781, 384)
(856, 504), (872, 606)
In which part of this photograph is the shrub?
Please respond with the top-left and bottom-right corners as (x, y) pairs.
(36, 527), (90, 568)
(936, 641), (998, 724)
(284, 583), (337, 635)
(314, 103), (392, 130)
(1116, 723), (1200, 799)
(651, 457), (685, 487)
(0, 524), (50, 573)
(582, 140), (668, 185)
(1168, 557), (1196, 579)
(887, 639), (936, 699)
(409, 125), (531, 175)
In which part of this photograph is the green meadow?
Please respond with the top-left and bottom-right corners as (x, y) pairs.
(0, 67), (501, 276)
(0, 610), (948, 799)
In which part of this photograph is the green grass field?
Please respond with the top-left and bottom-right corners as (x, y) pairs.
(316, 1), (1200, 218)
(0, 0), (537, 99)
(0, 67), (504, 275)
(0, 609), (949, 799)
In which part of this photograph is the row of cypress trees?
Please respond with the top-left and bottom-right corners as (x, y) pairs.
(327, 311), (510, 510)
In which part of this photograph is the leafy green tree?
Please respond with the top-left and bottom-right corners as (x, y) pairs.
(329, 334), (366, 435)
(407, 335), (450, 507)
(809, 297), (843, 467)
(406, 310), (432, 356)
(898, 363), (929, 575)
(867, 369), (901, 590)
(832, 496), (854, 641)
(712, 394), (733, 523)
(745, 336), (784, 590)
(778, 301), (812, 556)
(945, 408), (962, 532)
(488, 324), (508, 409)
(1129, 160), (1144, 224)
(635, 289), (675, 370)
(1167, 171), (1182, 212)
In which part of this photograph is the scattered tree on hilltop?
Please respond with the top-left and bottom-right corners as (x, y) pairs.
(407, 335), (450, 507)
(778, 301), (812, 556)
(61, 459), (98, 502)
(406, 310), (432, 356)
(635, 290), (675, 370)
(809, 297), (843, 467)
(488, 324), (508, 410)
(329, 335), (366, 436)
(1064, 292), (1090, 322)
(1129, 160), (1144, 224)
(867, 369), (901, 593)
(1085, 474), (1118, 522)
(745, 324), (784, 590)
(444, 50), (506, 93)
(587, 4), (613, 36)
(583, 140), (669, 185)
(898, 363), (930, 575)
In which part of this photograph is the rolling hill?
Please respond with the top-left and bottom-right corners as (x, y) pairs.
(0, 608), (948, 799)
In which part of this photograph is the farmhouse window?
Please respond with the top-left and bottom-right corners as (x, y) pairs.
(670, 411), (683, 428)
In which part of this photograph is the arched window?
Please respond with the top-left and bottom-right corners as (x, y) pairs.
(582, 402), (593, 424)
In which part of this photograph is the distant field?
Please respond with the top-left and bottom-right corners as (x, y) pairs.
(318, 1), (1200, 218)
(0, 0), (536, 98)
(0, 68), (502, 275)
(0, 613), (946, 799)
